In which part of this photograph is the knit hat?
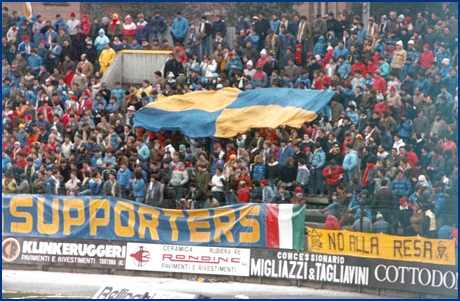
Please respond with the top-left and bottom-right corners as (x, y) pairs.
(408, 40), (414, 44)
(23, 35), (29, 40)
(328, 12), (334, 17)
(396, 40), (403, 47)
(246, 60), (253, 66)
(167, 71), (175, 78)
(327, 46), (333, 51)
(179, 144), (186, 150)
(261, 179), (268, 185)
(423, 44), (430, 50)
(398, 14), (405, 20)
(127, 105), (136, 111)
(252, 15), (259, 20)
(40, 39), (46, 44)
(368, 17), (375, 22)
(442, 58), (450, 65)
(376, 213), (384, 220)
(295, 187), (302, 193)
(389, 86), (396, 92)
(399, 197), (407, 205)
(405, 16), (412, 23)
(96, 158), (103, 164)
(361, 189), (369, 195)
(260, 49), (267, 56)
(70, 12), (76, 18)
(26, 114), (32, 120)
(437, 171), (445, 177)
(315, 54), (321, 60)
(377, 93), (384, 101)
(112, 13), (119, 19)
(125, 15), (132, 20)
(418, 175), (427, 183)
(374, 69), (381, 75)
(229, 154), (237, 160)
(18, 123), (25, 128)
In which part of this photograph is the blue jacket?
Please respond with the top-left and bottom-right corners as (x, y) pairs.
(138, 144), (150, 161)
(400, 62), (414, 81)
(89, 179), (103, 195)
(94, 29), (110, 52)
(252, 164), (266, 181)
(171, 17), (189, 39)
(414, 77), (430, 94)
(44, 31), (58, 48)
(110, 87), (125, 105)
(53, 18), (68, 33)
(378, 61), (390, 79)
(110, 132), (119, 149)
(18, 42), (35, 59)
(392, 177), (412, 197)
(332, 46), (349, 58)
(280, 35), (296, 55)
(374, 41), (385, 54)
(337, 60), (351, 79)
(433, 192), (446, 216)
(244, 34), (260, 49)
(278, 146), (295, 166)
(441, 75), (458, 95)
(396, 119), (412, 138)
(132, 178), (146, 197)
(27, 55), (42, 74)
(225, 57), (243, 76)
(357, 28), (366, 41)
(347, 111), (359, 125)
(130, 43), (141, 50)
(313, 36), (326, 57)
(90, 155), (103, 168)
(311, 148), (326, 169)
(149, 16), (168, 34)
(440, 64), (453, 78)
(294, 75), (311, 89)
(135, 21), (149, 42)
(117, 168), (132, 188)
(342, 150), (358, 171)
(270, 19), (281, 34)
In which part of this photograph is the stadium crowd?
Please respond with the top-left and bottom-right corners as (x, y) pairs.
(1, 6), (458, 239)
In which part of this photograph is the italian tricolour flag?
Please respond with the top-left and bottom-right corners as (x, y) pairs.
(265, 204), (305, 250)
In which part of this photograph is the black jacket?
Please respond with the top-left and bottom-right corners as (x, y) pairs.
(212, 20), (227, 38)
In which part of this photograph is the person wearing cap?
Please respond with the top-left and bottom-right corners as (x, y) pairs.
(121, 15), (137, 44)
(98, 42), (116, 75)
(66, 12), (81, 41)
(391, 197), (414, 235)
(171, 11), (188, 45)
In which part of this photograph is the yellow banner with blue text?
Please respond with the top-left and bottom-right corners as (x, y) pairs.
(306, 228), (456, 266)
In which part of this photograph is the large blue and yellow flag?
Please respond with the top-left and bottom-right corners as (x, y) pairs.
(134, 88), (335, 138)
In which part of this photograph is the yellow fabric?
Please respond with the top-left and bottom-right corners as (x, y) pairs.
(307, 227), (456, 266)
(149, 87), (241, 112)
(215, 105), (317, 138)
(99, 48), (116, 75)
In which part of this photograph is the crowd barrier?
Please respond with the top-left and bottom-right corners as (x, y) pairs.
(2, 194), (457, 298)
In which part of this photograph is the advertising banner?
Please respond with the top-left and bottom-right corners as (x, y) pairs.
(92, 285), (201, 299)
(2, 236), (127, 268)
(249, 249), (370, 285)
(306, 227), (456, 265)
(3, 194), (305, 250)
(369, 259), (458, 297)
(125, 243), (251, 276)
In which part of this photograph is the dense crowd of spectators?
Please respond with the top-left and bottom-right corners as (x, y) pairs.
(1, 6), (458, 239)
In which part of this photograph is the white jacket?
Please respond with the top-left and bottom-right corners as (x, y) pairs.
(201, 60), (217, 78)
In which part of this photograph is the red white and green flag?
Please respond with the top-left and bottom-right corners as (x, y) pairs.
(265, 204), (306, 250)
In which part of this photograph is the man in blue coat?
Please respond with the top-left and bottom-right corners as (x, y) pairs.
(171, 11), (188, 45)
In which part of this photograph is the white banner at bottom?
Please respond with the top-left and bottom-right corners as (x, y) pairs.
(125, 243), (251, 276)
(92, 285), (200, 299)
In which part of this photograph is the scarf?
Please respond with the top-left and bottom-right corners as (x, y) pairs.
(362, 163), (374, 187)
(111, 19), (118, 32)
(294, 51), (302, 65)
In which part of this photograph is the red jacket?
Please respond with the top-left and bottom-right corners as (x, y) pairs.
(351, 62), (367, 77)
(322, 165), (344, 185)
(322, 49), (333, 65)
(420, 51), (434, 69)
(237, 186), (250, 203)
(324, 215), (341, 230)
(372, 76), (387, 96)
(367, 63), (378, 75)
(374, 102), (391, 118)
(405, 151), (418, 169)
(79, 19), (91, 35)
